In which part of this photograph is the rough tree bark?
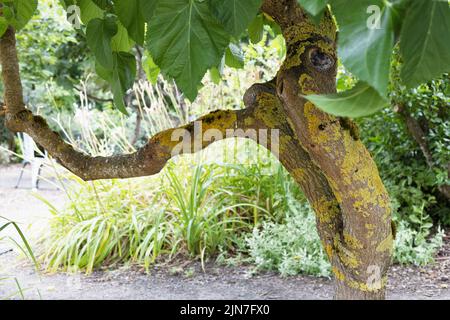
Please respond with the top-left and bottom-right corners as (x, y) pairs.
(0, 0), (393, 299)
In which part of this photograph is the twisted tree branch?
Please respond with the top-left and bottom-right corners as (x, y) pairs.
(7, 107), (260, 180)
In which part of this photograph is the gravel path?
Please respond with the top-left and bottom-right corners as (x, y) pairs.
(1, 164), (449, 300)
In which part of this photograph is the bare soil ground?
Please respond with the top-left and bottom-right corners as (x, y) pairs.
(0, 164), (449, 300)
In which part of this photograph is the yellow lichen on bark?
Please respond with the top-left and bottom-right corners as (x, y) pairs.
(304, 102), (341, 151)
(334, 235), (361, 269)
(244, 117), (255, 126)
(311, 196), (340, 224)
(340, 134), (391, 218)
(254, 92), (286, 128)
(315, 39), (336, 56)
(199, 110), (238, 132)
(149, 110), (238, 155)
(332, 267), (346, 282)
(365, 223), (375, 239)
(324, 243), (334, 259)
(298, 74), (319, 95)
(346, 276), (388, 293)
(283, 44), (307, 70)
(376, 234), (394, 254)
(343, 232), (363, 250)
(292, 168), (307, 183)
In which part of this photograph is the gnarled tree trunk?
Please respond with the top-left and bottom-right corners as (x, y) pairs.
(0, 0), (393, 300)
(260, 1), (393, 299)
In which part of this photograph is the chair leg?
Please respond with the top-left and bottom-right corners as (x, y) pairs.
(15, 162), (29, 189)
(36, 164), (43, 190)
(31, 158), (46, 190)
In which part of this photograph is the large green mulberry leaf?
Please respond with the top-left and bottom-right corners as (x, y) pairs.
(400, 0), (450, 88)
(147, 0), (230, 101)
(209, 0), (263, 37)
(330, 0), (395, 97)
(304, 82), (388, 118)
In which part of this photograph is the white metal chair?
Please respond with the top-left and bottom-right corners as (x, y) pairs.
(15, 133), (47, 190)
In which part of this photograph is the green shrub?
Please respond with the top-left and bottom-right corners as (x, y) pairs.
(359, 66), (449, 227)
(393, 220), (444, 266)
(244, 204), (330, 277)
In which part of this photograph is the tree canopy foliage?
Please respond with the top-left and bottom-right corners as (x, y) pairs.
(0, 0), (448, 118)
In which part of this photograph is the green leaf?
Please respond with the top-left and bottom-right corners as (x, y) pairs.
(225, 43), (244, 69)
(86, 17), (118, 69)
(95, 60), (112, 82)
(0, 216), (39, 270)
(303, 82), (389, 118)
(58, 0), (75, 9)
(1, 5), (15, 21)
(330, 0), (395, 97)
(209, 0), (263, 37)
(114, 0), (157, 45)
(96, 52), (136, 114)
(111, 22), (134, 52)
(400, 0), (450, 88)
(140, 0), (158, 22)
(78, 0), (104, 25)
(0, 17), (8, 37)
(11, 0), (38, 30)
(148, 0), (230, 101)
(143, 54), (160, 84)
(112, 52), (136, 114)
(209, 67), (222, 84)
(308, 10), (325, 27)
(297, 0), (328, 16)
(247, 14), (264, 44)
(91, 0), (111, 10)
(262, 14), (282, 36)
(409, 214), (421, 224)
(390, 0), (409, 38)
